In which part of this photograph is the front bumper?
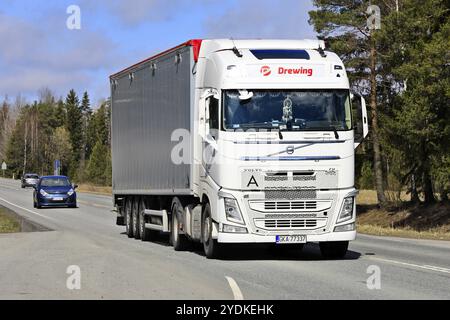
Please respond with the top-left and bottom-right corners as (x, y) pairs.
(215, 187), (357, 244)
(37, 194), (76, 206)
(218, 230), (356, 243)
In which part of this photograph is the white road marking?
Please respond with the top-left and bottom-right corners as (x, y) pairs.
(225, 276), (244, 300)
(369, 256), (450, 274)
(0, 196), (55, 221)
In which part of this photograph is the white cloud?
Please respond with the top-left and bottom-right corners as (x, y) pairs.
(81, 0), (214, 27)
(0, 12), (119, 100)
(205, 0), (317, 39)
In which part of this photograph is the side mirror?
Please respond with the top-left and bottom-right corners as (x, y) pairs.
(73, 184), (78, 189)
(352, 94), (369, 148)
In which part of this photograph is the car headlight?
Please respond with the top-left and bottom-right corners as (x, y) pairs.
(224, 198), (244, 225)
(67, 189), (74, 196)
(337, 196), (354, 223)
(40, 189), (49, 197)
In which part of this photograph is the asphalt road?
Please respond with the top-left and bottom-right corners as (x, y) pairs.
(0, 177), (449, 300)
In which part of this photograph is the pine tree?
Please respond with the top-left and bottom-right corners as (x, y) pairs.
(64, 89), (83, 179)
(86, 141), (108, 185)
(309, 1), (404, 207)
(78, 91), (92, 181)
(378, 0), (450, 203)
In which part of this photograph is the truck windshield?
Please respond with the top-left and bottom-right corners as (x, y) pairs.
(223, 90), (352, 131)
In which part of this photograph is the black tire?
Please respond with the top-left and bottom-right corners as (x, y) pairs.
(319, 241), (349, 259)
(202, 203), (221, 259)
(171, 198), (190, 251)
(125, 197), (134, 238)
(132, 197), (140, 240)
(138, 198), (158, 242)
(69, 202), (77, 208)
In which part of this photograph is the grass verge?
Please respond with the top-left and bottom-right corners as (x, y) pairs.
(357, 190), (450, 241)
(76, 183), (112, 195)
(0, 208), (20, 233)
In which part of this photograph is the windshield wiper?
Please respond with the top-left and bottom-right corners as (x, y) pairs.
(332, 127), (339, 139)
(278, 128), (284, 140)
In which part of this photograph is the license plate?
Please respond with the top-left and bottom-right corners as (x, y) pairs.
(276, 235), (307, 244)
(52, 197), (64, 201)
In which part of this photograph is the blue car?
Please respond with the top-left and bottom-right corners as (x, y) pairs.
(33, 175), (78, 208)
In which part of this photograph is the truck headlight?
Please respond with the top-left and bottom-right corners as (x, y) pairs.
(337, 196), (354, 223)
(224, 198), (245, 225)
(40, 189), (49, 197)
(67, 189), (74, 196)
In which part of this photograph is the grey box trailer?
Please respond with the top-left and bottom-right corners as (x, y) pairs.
(110, 41), (200, 198)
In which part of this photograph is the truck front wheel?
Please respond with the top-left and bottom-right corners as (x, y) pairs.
(319, 241), (349, 259)
(202, 203), (221, 259)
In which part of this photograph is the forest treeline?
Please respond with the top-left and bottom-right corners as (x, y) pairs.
(309, 0), (449, 206)
(0, 88), (111, 186)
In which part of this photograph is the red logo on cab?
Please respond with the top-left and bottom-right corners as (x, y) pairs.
(260, 66), (271, 76)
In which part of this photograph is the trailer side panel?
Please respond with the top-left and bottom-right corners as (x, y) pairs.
(111, 46), (193, 195)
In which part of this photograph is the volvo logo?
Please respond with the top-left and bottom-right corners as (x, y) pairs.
(286, 146), (295, 154)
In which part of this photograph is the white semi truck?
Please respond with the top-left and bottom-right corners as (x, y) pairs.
(110, 39), (368, 259)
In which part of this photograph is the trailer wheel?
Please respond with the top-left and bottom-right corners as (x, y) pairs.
(132, 197), (141, 240)
(319, 241), (349, 259)
(171, 198), (190, 251)
(139, 198), (157, 242)
(202, 203), (221, 259)
(125, 197), (134, 238)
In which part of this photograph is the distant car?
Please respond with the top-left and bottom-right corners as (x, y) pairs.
(33, 175), (78, 209)
(21, 173), (39, 188)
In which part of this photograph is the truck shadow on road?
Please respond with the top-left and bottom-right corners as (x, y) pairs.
(209, 243), (362, 261)
(154, 238), (360, 261)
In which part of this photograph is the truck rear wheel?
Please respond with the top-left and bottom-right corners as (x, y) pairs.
(171, 198), (190, 251)
(202, 203), (221, 259)
(132, 197), (141, 240)
(319, 241), (349, 259)
(139, 198), (152, 241)
(125, 197), (134, 238)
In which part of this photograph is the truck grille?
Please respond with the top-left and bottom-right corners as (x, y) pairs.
(254, 217), (328, 230)
(265, 219), (317, 228)
(264, 201), (317, 210)
(264, 189), (317, 199)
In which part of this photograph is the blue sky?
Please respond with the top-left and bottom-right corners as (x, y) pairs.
(0, 0), (317, 105)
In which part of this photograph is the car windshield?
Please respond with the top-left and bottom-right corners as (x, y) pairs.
(26, 175), (39, 179)
(40, 177), (71, 187)
(223, 90), (352, 131)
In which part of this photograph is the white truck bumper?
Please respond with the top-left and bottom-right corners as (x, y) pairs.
(217, 230), (356, 243)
